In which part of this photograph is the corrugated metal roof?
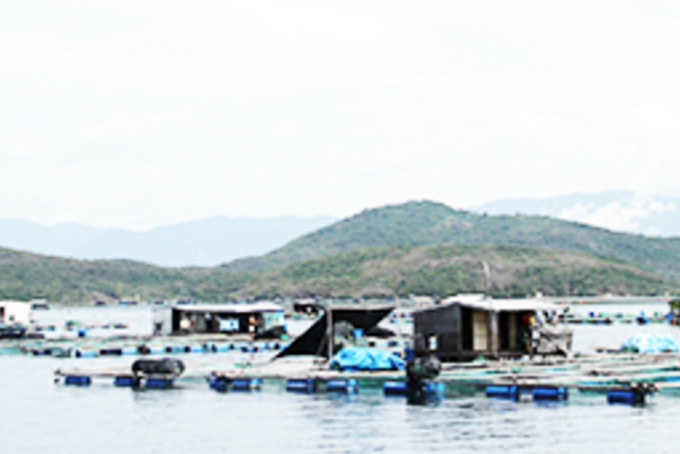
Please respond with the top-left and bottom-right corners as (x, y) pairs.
(452, 298), (558, 312)
(172, 302), (283, 313)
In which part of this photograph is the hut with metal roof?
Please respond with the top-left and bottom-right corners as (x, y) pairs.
(153, 302), (286, 337)
(412, 295), (569, 361)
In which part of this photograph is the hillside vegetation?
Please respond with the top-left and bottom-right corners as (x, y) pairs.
(2, 200), (680, 303)
(231, 244), (674, 300)
(227, 201), (680, 281)
(0, 248), (251, 303)
(0, 242), (675, 303)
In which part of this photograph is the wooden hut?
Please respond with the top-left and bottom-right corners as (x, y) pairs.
(412, 296), (564, 361)
(153, 302), (286, 337)
(0, 301), (32, 326)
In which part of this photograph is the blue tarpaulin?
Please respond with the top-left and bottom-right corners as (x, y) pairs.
(329, 347), (406, 371)
(621, 333), (679, 353)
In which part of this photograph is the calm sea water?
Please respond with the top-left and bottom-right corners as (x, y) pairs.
(1, 304), (679, 454)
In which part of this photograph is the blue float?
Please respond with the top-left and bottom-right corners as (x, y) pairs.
(383, 381), (409, 396)
(325, 379), (358, 394)
(382, 380), (444, 397)
(485, 385), (519, 400)
(76, 349), (97, 358)
(231, 378), (262, 391)
(286, 378), (317, 393)
(424, 381), (445, 397)
(607, 388), (646, 405)
(145, 377), (174, 389)
(209, 377), (229, 392)
(121, 347), (138, 355)
(532, 386), (568, 401)
(114, 376), (138, 387)
(189, 345), (205, 353)
(64, 375), (91, 386)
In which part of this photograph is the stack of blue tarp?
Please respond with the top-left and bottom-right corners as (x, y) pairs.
(329, 347), (406, 371)
(621, 333), (679, 353)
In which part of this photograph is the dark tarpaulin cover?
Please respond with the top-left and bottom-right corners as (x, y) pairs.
(275, 307), (394, 359)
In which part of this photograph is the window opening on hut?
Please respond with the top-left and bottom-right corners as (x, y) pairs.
(472, 310), (488, 351)
(461, 307), (473, 351)
(499, 312), (513, 350)
(428, 335), (438, 351)
(219, 317), (239, 332)
(262, 311), (284, 331)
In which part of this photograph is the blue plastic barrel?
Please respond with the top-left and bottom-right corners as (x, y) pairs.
(232, 378), (262, 391)
(424, 381), (445, 397)
(114, 376), (137, 387)
(64, 375), (91, 386)
(383, 381), (409, 396)
(326, 379), (358, 394)
(149, 346), (166, 355)
(485, 385), (519, 399)
(209, 377), (229, 392)
(607, 388), (645, 405)
(286, 378), (316, 393)
(145, 377), (174, 389)
(532, 386), (568, 401)
(189, 345), (204, 353)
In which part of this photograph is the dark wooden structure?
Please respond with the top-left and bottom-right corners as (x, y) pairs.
(153, 302), (285, 336)
(413, 297), (560, 361)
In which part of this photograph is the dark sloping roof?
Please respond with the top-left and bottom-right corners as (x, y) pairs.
(275, 306), (394, 359)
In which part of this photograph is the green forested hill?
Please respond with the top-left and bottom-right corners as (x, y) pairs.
(0, 243), (675, 303)
(2, 200), (680, 303)
(226, 201), (680, 281)
(0, 247), (251, 303)
(232, 244), (675, 300)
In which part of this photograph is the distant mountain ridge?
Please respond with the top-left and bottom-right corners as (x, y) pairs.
(1, 200), (680, 303)
(0, 216), (336, 267)
(471, 190), (680, 237)
(5, 190), (677, 268)
(227, 200), (680, 282)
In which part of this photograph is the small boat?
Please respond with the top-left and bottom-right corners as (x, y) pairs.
(0, 324), (27, 339)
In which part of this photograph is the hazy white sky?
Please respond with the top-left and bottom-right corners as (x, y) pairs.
(2, 1), (679, 229)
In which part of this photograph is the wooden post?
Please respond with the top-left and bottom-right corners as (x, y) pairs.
(326, 300), (333, 361)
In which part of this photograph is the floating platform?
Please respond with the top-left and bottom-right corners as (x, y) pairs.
(24, 339), (291, 359)
(52, 351), (680, 406)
